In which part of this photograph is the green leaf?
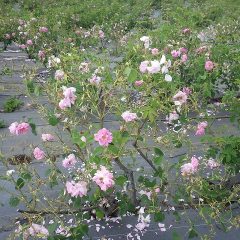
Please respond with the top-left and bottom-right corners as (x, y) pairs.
(115, 175), (128, 187)
(153, 156), (163, 165)
(9, 196), (20, 207)
(48, 222), (58, 234)
(16, 178), (25, 189)
(96, 209), (105, 219)
(20, 172), (32, 181)
(48, 115), (59, 126)
(188, 228), (198, 238)
(172, 230), (182, 240)
(154, 211), (165, 222)
(154, 147), (164, 157)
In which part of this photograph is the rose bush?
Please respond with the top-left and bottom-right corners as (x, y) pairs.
(0, 0), (240, 239)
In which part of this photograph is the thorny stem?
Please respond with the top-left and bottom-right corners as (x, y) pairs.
(114, 157), (138, 208)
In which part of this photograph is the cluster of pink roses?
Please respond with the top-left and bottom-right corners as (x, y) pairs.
(59, 86), (77, 110)
(171, 47), (188, 63)
(181, 156), (199, 176)
(9, 122), (30, 135)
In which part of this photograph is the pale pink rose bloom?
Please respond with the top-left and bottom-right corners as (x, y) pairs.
(16, 122), (30, 135)
(155, 187), (160, 193)
(147, 60), (161, 74)
(99, 30), (105, 39)
(166, 111), (179, 124)
(181, 163), (194, 176)
(19, 44), (26, 49)
(62, 86), (77, 104)
(139, 61), (149, 73)
(173, 91), (188, 106)
(140, 36), (150, 49)
(89, 75), (101, 85)
(81, 136), (87, 142)
(92, 166), (115, 191)
(181, 54), (188, 63)
(135, 222), (149, 231)
(205, 60), (214, 71)
(191, 156), (199, 171)
(151, 48), (159, 55)
(24, 223), (49, 238)
(171, 50), (180, 58)
(59, 98), (71, 110)
(196, 46), (207, 54)
(94, 128), (113, 147)
(9, 122), (19, 135)
(122, 111), (137, 122)
(39, 27), (48, 33)
(26, 39), (33, 46)
(41, 133), (54, 142)
(207, 159), (220, 169)
(66, 180), (88, 197)
(180, 47), (188, 54)
(195, 121), (208, 136)
(182, 28), (190, 34)
(134, 80), (144, 87)
(55, 70), (65, 80)
(38, 50), (45, 60)
(33, 147), (45, 160)
(165, 74), (172, 82)
(182, 87), (192, 96)
(62, 154), (77, 168)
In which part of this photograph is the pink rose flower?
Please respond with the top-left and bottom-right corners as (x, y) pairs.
(166, 111), (179, 124)
(62, 154), (77, 168)
(195, 121), (208, 136)
(33, 147), (45, 160)
(59, 98), (71, 110)
(26, 39), (33, 46)
(181, 54), (188, 63)
(94, 128), (113, 147)
(38, 50), (45, 61)
(180, 47), (188, 54)
(41, 133), (54, 142)
(147, 60), (161, 74)
(173, 91), (188, 106)
(121, 111), (137, 122)
(196, 46), (207, 54)
(66, 181), (88, 197)
(140, 36), (150, 49)
(24, 223), (49, 239)
(182, 28), (190, 34)
(99, 30), (105, 39)
(207, 159), (220, 169)
(55, 70), (65, 80)
(181, 156), (199, 176)
(205, 60), (214, 71)
(171, 50), (180, 58)
(59, 86), (77, 110)
(92, 166), (115, 191)
(19, 44), (26, 49)
(182, 87), (192, 96)
(151, 48), (159, 55)
(89, 75), (101, 85)
(139, 61), (149, 73)
(39, 27), (48, 33)
(9, 122), (30, 135)
(134, 80), (144, 87)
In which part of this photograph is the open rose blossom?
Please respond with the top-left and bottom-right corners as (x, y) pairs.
(55, 70), (65, 80)
(41, 133), (54, 142)
(94, 128), (113, 147)
(151, 48), (159, 55)
(26, 39), (33, 46)
(33, 147), (45, 160)
(181, 156), (199, 176)
(171, 50), (180, 58)
(195, 121), (208, 136)
(173, 91), (188, 106)
(23, 223), (49, 239)
(59, 86), (77, 110)
(9, 122), (30, 135)
(65, 180), (88, 197)
(121, 111), (137, 122)
(134, 80), (144, 87)
(92, 166), (115, 191)
(62, 154), (77, 168)
(205, 60), (214, 71)
(39, 27), (48, 33)
(140, 36), (150, 49)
